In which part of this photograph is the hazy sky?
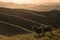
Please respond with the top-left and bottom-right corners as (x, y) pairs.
(0, 0), (60, 4)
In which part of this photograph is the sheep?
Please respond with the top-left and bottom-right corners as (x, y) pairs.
(32, 25), (53, 36)
(32, 25), (44, 36)
(42, 26), (53, 36)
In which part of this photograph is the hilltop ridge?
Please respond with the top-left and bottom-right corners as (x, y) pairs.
(0, 2), (60, 11)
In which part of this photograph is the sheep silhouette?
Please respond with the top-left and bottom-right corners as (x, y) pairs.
(33, 25), (53, 36)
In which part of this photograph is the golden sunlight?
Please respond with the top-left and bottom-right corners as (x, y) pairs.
(0, 0), (60, 4)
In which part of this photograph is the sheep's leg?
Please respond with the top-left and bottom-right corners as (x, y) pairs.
(42, 28), (45, 36)
(50, 28), (52, 36)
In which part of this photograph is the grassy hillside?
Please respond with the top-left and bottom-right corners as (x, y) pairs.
(0, 7), (60, 40)
(0, 7), (60, 28)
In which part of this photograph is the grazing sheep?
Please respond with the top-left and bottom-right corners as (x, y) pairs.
(42, 26), (53, 36)
(32, 25), (53, 36)
(32, 25), (44, 36)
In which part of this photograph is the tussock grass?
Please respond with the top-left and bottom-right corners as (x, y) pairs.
(0, 29), (60, 40)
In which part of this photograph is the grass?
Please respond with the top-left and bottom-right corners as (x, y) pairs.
(0, 29), (60, 40)
(0, 7), (60, 40)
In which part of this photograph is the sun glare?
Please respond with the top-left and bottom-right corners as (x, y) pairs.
(0, 0), (40, 4)
(0, 0), (60, 4)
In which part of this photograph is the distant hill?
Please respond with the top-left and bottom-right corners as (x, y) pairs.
(0, 2), (60, 11)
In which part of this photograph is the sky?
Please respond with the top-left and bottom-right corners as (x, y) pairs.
(0, 0), (60, 4)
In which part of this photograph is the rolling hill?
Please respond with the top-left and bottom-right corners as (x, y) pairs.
(0, 7), (60, 32)
(0, 7), (60, 40)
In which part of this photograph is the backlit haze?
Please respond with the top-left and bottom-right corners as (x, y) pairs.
(0, 0), (60, 4)
(0, 0), (60, 11)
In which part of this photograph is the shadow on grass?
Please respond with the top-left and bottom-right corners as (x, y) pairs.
(0, 23), (31, 36)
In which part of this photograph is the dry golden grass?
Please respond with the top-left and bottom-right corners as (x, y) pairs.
(0, 29), (60, 40)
